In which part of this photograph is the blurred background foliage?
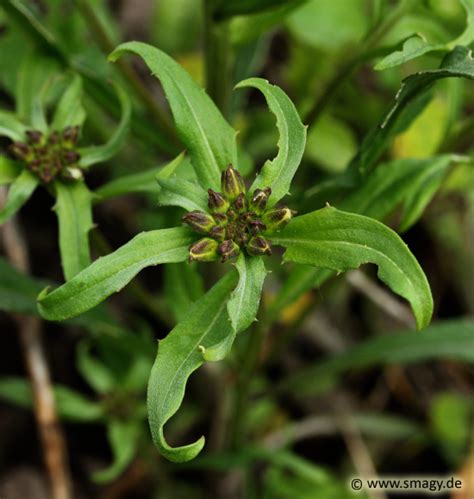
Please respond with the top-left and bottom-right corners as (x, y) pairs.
(0, 0), (473, 498)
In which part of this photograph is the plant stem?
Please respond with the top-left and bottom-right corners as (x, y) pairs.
(303, 2), (408, 128)
(228, 311), (269, 450)
(0, 190), (72, 499)
(74, 0), (181, 148)
(203, 0), (232, 118)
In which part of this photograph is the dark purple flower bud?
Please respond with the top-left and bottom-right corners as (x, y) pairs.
(189, 238), (219, 262)
(221, 165), (246, 201)
(29, 159), (41, 171)
(248, 219), (266, 235)
(263, 207), (296, 231)
(218, 239), (240, 262)
(207, 189), (229, 213)
(48, 131), (60, 145)
(233, 192), (247, 212)
(213, 212), (228, 225)
(246, 236), (272, 256)
(63, 150), (80, 164)
(62, 126), (80, 147)
(9, 142), (32, 161)
(209, 225), (226, 241)
(36, 146), (48, 157)
(26, 130), (44, 145)
(249, 187), (271, 213)
(182, 210), (216, 234)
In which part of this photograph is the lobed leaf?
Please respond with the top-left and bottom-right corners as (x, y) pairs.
(270, 206), (433, 329)
(109, 42), (237, 190)
(54, 180), (94, 281)
(227, 253), (267, 333)
(147, 271), (237, 462)
(38, 227), (195, 321)
(78, 83), (131, 168)
(0, 169), (38, 224)
(236, 77), (306, 206)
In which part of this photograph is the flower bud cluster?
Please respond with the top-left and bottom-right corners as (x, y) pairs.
(9, 126), (83, 183)
(183, 165), (296, 262)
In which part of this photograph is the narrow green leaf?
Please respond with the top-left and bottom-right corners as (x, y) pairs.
(0, 169), (38, 224)
(0, 110), (28, 141)
(0, 0), (67, 64)
(351, 46), (474, 177)
(227, 254), (267, 333)
(93, 419), (142, 483)
(0, 256), (47, 314)
(0, 256), (125, 334)
(38, 228), (194, 321)
(54, 180), (93, 281)
(280, 320), (474, 394)
(375, 35), (444, 71)
(109, 42), (237, 190)
(95, 153), (186, 201)
(51, 74), (86, 130)
(17, 55), (56, 132)
(270, 206), (433, 329)
(164, 262), (205, 323)
(0, 157), (22, 185)
(157, 178), (209, 212)
(398, 158), (453, 232)
(275, 156), (456, 313)
(0, 376), (104, 422)
(147, 272), (237, 463)
(341, 156), (454, 231)
(451, 0), (474, 47)
(77, 341), (116, 394)
(78, 84), (131, 168)
(376, 0), (474, 70)
(230, 2), (304, 44)
(236, 77), (306, 206)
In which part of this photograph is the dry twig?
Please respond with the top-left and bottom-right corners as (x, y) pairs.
(0, 188), (72, 499)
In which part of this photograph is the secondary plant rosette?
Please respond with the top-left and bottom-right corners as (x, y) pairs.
(0, 73), (130, 280)
(37, 42), (433, 463)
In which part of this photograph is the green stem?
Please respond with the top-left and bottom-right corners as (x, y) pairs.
(228, 310), (269, 450)
(303, 1), (408, 128)
(74, 0), (181, 148)
(203, 0), (232, 118)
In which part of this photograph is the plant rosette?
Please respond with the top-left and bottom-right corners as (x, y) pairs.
(0, 74), (130, 280)
(37, 42), (435, 463)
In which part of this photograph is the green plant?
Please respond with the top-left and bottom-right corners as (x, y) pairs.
(31, 41), (437, 463)
(0, 1), (473, 497)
